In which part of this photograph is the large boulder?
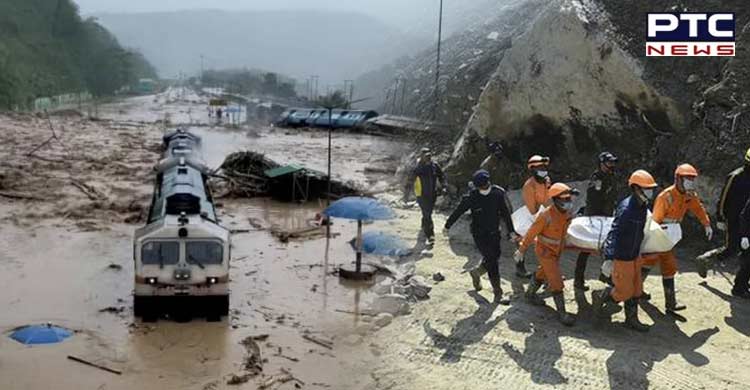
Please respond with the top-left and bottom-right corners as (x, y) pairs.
(447, 0), (686, 186)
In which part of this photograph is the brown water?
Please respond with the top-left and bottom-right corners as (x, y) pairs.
(0, 90), (407, 389)
(0, 198), (387, 389)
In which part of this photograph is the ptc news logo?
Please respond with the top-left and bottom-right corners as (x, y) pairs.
(646, 12), (735, 57)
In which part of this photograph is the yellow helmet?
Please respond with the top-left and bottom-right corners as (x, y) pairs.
(745, 147), (750, 163)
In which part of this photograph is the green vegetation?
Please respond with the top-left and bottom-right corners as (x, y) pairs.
(199, 69), (297, 99)
(0, 0), (156, 110)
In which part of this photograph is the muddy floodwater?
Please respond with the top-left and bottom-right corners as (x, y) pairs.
(0, 90), (410, 389)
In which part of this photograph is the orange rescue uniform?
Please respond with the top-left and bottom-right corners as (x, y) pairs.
(522, 176), (551, 214)
(612, 259), (644, 302)
(520, 205), (572, 292)
(641, 185), (710, 277)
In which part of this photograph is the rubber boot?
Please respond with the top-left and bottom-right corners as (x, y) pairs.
(469, 267), (483, 292)
(552, 292), (576, 326)
(515, 261), (532, 279)
(640, 267), (652, 301)
(624, 299), (650, 332)
(489, 272), (509, 305)
(525, 276), (545, 306)
(592, 287), (622, 317)
(574, 254), (589, 291)
(663, 278), (686, 312)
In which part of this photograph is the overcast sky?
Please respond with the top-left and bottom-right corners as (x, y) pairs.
(73, 0), (439, 26)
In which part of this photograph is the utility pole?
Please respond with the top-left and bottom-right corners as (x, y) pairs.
(400, 78), (407, 116)
(344, 80), (354, 109)
(312, 75), (319, 103)
(433, 0), (444, 120)
(200, 55), (205, 83)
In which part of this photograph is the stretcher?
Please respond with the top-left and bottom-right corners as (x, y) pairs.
(512, 207), (682, 255)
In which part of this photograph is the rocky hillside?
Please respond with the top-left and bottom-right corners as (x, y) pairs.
(377, 0), (749, 209)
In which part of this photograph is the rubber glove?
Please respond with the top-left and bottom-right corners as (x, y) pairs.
(513, 249), (524, 263)
(741, 237), (749, 250)
(717, 222), (727, 231)
(705, 226), (713, 241)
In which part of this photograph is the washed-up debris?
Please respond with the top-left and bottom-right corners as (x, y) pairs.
(302, 334), (333, 350)
(0, 191), (47, 201)
(374, 313), (394, 328)
(99, 306), (125, 314)
(371, 294), (411, 316)
(239, 335), (267, 375)
(215, 150), (361, 201)
(432, 272), (445, 282)
(67, 355), (121, 375)
(271, 225), (324, 243)
(107, 263), (122, 270)
(227, 373), (252, 385)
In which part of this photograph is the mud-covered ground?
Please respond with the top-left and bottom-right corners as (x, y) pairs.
(362, 205), (750, 390)
(0, 90), (409, 390)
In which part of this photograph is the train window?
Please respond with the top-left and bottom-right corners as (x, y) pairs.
(186, 241), (223, 265)
(141, 241), (179, 265)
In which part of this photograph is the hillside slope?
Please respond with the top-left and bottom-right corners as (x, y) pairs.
(0, 0), (155, 110)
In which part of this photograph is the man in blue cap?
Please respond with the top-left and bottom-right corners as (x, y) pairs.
(444, 170), (518, 304)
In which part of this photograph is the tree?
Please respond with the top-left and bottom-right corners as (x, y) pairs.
(317, 91), (348, 108)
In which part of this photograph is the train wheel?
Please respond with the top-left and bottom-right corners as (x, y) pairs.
(133, 295), (145, 317)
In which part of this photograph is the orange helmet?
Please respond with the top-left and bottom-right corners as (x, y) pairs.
(628, 170), (658, 188)
(527, 155), (550, 169)
(674, 163), (698, 177)
(548, 182), (578, 199)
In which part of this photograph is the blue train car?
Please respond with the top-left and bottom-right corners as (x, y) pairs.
(276, 108), (380, 129)
(282, 109), (313, 127)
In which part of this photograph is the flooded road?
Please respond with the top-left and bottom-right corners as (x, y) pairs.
(0, 90), (409, 389)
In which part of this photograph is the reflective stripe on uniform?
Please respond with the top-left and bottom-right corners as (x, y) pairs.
(538, 235), (561, 246)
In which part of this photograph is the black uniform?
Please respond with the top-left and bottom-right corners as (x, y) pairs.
(732, 196), (750, 294)
(575, 169), (619, 288)
(444, 185), (516, 293)
(584, 170), (620, 217)
(717, 167), (750, 260)
(412, 161), (445, 240)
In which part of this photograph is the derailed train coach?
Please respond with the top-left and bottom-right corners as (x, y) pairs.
(133, 128), (230, 321)
(275, 108), (378, 129)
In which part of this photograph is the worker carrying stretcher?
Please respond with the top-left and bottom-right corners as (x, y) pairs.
(640, 163), (712, 318)
(515, 183), (579, 326)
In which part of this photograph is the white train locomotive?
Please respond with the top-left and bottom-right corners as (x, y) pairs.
(133, 128), (230, 321)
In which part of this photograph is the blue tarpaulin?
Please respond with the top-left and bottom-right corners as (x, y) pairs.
(323, 197), (395, 221)
(10, 324), (72, 345)
(352, 231), (411, 257)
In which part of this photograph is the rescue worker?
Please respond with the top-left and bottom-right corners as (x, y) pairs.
(640, 164), (712, 313)
(514, 183), (579, 326)
(410, 148), (446, 247)
(517, 155), (551, 278)
(574, 151), (619, 291)
(712, 148), (750, 298)
(736, 196), (750, 298)
(592, 170), (658, 332)
(444, 170), (518, 305)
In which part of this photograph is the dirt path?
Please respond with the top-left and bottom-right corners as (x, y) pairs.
(363, 207), (750, 390)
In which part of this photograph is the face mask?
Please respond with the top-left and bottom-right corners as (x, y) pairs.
(682, 178), (695, 191)
(535, 170), (548, 179)
(558, 202), (573, 211)
(479, 187), (491, 196)
(643, 189), (654, 199)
